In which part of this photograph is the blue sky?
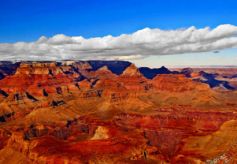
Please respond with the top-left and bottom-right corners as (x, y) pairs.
(0, 0), (237, 66)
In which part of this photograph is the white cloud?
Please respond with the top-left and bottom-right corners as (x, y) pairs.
(0, 24), (237, 61)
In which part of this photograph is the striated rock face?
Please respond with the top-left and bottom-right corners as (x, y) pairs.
(0, 61), (237, 163)
(173, 67), (237, 90)
(15, 62), (62, 75)
(152, 74), (210, 92)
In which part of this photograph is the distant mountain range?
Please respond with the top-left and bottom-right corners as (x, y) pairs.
(0, 60), (236, 90)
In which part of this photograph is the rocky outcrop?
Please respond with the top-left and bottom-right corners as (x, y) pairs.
(91, 126), (109, 140)
(121, 64), (142, 77)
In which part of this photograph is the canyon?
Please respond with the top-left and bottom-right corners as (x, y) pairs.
(0, 60), (237, 163)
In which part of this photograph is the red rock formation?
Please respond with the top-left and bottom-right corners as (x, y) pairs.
(121, 63), (142, 77)
(152, 74), (209, 92)
(0, 61), (236, 163)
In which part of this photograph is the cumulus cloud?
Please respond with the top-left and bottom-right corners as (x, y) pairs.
(0, 24), (237, 61)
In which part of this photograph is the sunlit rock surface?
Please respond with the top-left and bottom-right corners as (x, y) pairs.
(0, 61), (237, 163)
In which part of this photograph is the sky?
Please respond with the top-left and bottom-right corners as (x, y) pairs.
(0, 0), (237, 67)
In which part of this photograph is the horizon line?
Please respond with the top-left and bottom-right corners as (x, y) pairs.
(0, 60), (236, 68)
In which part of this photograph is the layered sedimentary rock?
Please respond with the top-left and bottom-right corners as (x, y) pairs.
(0, 61), (237, 163)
